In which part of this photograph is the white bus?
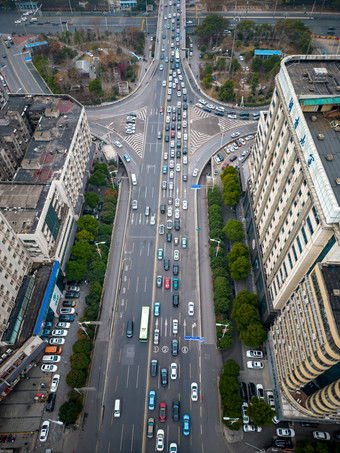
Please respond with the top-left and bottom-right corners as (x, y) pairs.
(139, 306), (150, 342)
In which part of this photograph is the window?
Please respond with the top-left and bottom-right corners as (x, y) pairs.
(288, 253), (293, 269)
(312, 206), (319, 225)
(292, 245), (298, 261)
(297, 235), (302, 253)
(307, 216), (314, 235)
(283, 262), (288, 278)
(302, 227), (308, 244)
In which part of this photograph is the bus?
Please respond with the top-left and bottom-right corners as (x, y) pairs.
(139, 306), (150, 342)
(175, 49), (180, 63)
(239, 112), (250, 118)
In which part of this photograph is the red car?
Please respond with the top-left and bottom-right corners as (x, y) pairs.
(164, 277), (170, 290)
(222, 162), (229, 170)
(171, 131), (175, 138)
(159, 402), (167, 422)
(160, 106), (164, 113)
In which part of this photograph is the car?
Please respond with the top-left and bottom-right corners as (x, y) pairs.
(159, 224), (165, 235)
(153, 329), (159, 346)
(167, 220), (173, 230)
(164, 258), (170, 271)
(256, 384), (264, 399)
(132, 200), (138, 210)
(170, 362), (178, 380)
(167, 206), (173, 217)
(52, 330), (68, 337)
(160, 204), (166, 214)
(174, 249), (179, 261)
(188, 301), (194, 316)
(175, 208), (180, 219)
(56, 322), (70, 329)
(313, 431), (330, 440)
(162, 165), (168, 174)
(150, 359), (158, 377)
(172, 338), (179, 356)
(50, 374), (60, 393)
(123, 153), (131, 163)
(240, 382), (248, 402)
(173, 294), (179, 307)
(159, 65), (163, 71)
(162, 181), (167, 190)
(231, 132), (240, 138)
(276, 428), (295, 437)
(267, 391), (275, 407)
(172, 319), (178, 334)
(148, 390), (156, 410)
(41, 364), (58, 373)
(182, 414), (190, 436)
(248, 382), (256, 399)
(243, 424), (262, 432)
(115, 141), (122, 148)
(165, 277), (170, 289)
(193, 168), (198, 177)
(159, 402), (167, 422)
(181, 237), (187, 249)
(154, 302), (160, 316)
(182, 200), (188, 210)
(39, 421), (50, 442)
(59, 314), (75, 322)
(62, 300), (76, 307)
(274, 439), (293, 448)
(170, 170), (174, 179)
(172, 399), (180, 422)
(68, 285), (80, 292)
(173, 264), (179, 276)
(145, 206), (150, 216)
(156, 429), (165, 451)
(60, 308), (75, 315)
(242, 402), (249, 424)
(247, 361), (264, 369)
(228, 114), (237, 119)
(173, 277), (179, 290)
(166, 232), (172, 243)
(147, 417), (155, 438)
(176, 163), (181, 172)
(157, 248), (163, 260)
(161, 368), (168, 387)
(46, 392), (56, 412)
(49, 338), (65, 345)
(65, 291), (79, 299)
(150, 214), (156, 225)
(191, 382), (198, 401)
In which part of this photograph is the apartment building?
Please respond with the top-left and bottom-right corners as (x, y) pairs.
(245, 55), (340, 324)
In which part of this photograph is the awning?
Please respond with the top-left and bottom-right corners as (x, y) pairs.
(300, 97), (340, 106)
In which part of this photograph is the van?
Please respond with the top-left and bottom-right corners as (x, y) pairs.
(45, 346), (62, 355)
(131, 174), (137, 186)
(114, 399), (121, 417)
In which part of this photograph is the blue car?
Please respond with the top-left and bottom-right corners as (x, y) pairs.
(167, 24), (170, 29)
(154, 302), (160, 317)
(148, 390), (156, 410)
(163, 165), (168, 174)
(123, 153), (130, 162)
(173, 277), (179, 290)
(165, 57), (169, 63)
(183, 414), (190, 436)
(157, 248), (163, 260)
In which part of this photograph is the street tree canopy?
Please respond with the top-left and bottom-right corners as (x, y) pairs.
(239, 322), (267, 347)
(194, 14), (229, 42)
(246, 397), (275, 427)
(85, 192), (100, 208)
(223, 219), (245, 242)
(229, 256), (251, 280)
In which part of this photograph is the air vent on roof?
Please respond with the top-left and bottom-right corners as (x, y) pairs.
(336, 178), (340, 185)
(336, 86), (340, 92)
(326, 154), (333, 161)
(311, 116), (317, 122)
(318, 134), (325, 140)
(334, 289), (340, 296)
(309, 85), (315, 92)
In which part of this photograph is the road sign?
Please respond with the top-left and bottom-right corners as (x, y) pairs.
(184, 336), (206, 342)
(191, 184), (201, 189)
(25, 56), (32, 62)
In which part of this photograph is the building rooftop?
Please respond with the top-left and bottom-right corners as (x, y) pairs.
(255, 49), (281, 56)
(285, 57), (340, 98)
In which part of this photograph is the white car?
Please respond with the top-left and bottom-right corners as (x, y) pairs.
(183, 121), (187, 128)
(60, 308), (75, 315)
(115, 141), (122, 148)
(207, 104), (215, 110)
(52, 329), (68, 337)
(41, 364), (58, 373)
(169, 182), (174, 190)
(256, 384), (264, 399)
(39, 421), (50, 442)
(196, 103), (203, 109)
(170, 362), (178, 380)
(182, 200), (187, 210)
(176, 163), (180, 172)
(193, 168), (198, 177)
(167, 207), (173, 217)
(166, 115), (171, 123)
(156, 429), (165, 451)
(246, 350), (263, 358)
(56, 322), (70, 329)
(228, 114), (237, 119)
(164, 152), (168, 160)
(231, 132), (240, 138)
(313, 431), (330, 441)
(191, 382), (198, 401)
(154, 328), (160, 345)
(240, 138), (245, 145)
(179, 74), (183, 81)
(170, 140), (175, 148)
(169, 443), (178, 453)
(173, 319), (178, 334)
(169, 159), (174, 168)
(199, 98), (207, 105)
(150, 214), (156, 225)
(174, 250), (179, 261)
(168, 89), (172, 95)
(49, 338), (65, 345)
(188, 301), (194, 316)
(159, 65), (164, 71)
(175, 198), (180, 207)
(183, 155), (188, 165)
(242, 402), (249, 424)
(50, 374), (60, 393)
(247, 361), (264, 369)
(170, 170), (174, 179)
(174, 209), (179, 219)
(14, 19), (21, 24)
(43, 355), (61, 363)
(276, 428), (295, 438)
(162, 80), (166, 87)
(245, 135), (254, 140)
(243, 424), (262, 433)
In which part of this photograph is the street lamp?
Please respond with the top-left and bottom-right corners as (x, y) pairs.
(210, 238), (221, 257)
(48, 419), (64, 426)
(94, 241), (106, 259)
(216, 323), (229, 337)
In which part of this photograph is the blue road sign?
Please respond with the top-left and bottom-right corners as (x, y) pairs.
(191, 184), (201, 189)
(185, 336), (206, 342)
(25, 56), (32, 62)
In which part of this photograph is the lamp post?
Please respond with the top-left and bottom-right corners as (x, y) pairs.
(94, 241), (106, 259)
(216, 323), (229, 337)
(210, 238), (221, 257)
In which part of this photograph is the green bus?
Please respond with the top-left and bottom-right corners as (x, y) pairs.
(139, 306), (150, 342)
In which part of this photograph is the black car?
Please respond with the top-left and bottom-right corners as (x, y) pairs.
(59, 314), (75, 322)
(240, 382), (248, 402)
(171, 339), (179, 356)
(150, 359), (158, 377)
(183, 103), (187, 110)
(65, 291), (79, 299)
(183, 95), (187, 102)
(274, 439), (292, 448)
(173, 294), (179, 307)
(182, 147), (188, 155)
(183, 174), (188, 182)
(160, 204), (166, 214)
(248, 382), (256, 400)
(164, 259), (170, 271)
(46, 392), (56, 412)
(161, 368), (168, 387)
(229, 155), (237, 162)
(171, 123), (175, 130)
(165, 135), (169, 143)
(177, 107), (181, 114)
(165, 124), (170, 131)
(166, 233), (172, 243)
(203, 107), (211, 113)
(62, 300), (76, 308)
(214, 111), (224, 117)
(174, 219), (180, 231)
(173, 264), (179, 276)
(176, 150), (181, 158)
(334, 431), (340, 440)
(177, 123), (181, 130)
(172, 399), (180, 421)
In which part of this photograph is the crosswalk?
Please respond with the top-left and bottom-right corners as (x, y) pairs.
(189, 130), (213, 153)
(136, 106), (147, 121)
(190, 106), (210, 121)
(218, 117), (257, 131)
(124, 133), (144, 158)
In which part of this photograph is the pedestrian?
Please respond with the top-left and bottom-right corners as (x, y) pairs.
(76, 312), (78, 316)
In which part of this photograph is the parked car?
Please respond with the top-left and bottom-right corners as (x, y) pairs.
(313, 431), (330, 441)
(60, 308), (75, 315)
(246, 350), (263, 358)
(50, 374), (60, 393)
(247, 361), (264, 369)
(46, 392), (56, 412)
(39, 421), (50, 442)
(243, 424), (262, 432)
(65, 291), (79, 299)
(41, 364), (58, 373)
(276, 428), (295, 438)
(62, 300), (76, 308)
(59, 314), (75, 322)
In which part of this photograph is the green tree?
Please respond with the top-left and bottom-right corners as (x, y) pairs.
(194, 14), (230, 44)
(208, 186), (222, 205)
(70, 353), (91, 370)
(214, 296), (229, 315)
(251, 56), (262, 72)
(228, 242), (249, 263)
(66, 260), (88, 281)
(223, 359), (240, 376)
(232, 303), (258, 331)
(229, 256), (251, 280)
(76, 230), (95, 243)
(223, 219), (245, 242)
(84, 303), (99, 320)
(70, 242), (92, 261)
(251, 73), (260, 95)
(212, 267), (228, 279)
(217, 322), (233, 349)
(230, 57), (241, 73)
(88, 259), (107, 284)
(263, 54), (280, 72)
(216, 58), (226, 71)
(210, 255), (227, 270)
(240, 322), (267, 347)
(233, 290), (258, 307)
(100, 208), (116, 224)
(219, 79), (234, 101)
(66, 369), (87, 388)
(246, 397), (275, 426)
(223, 181), (241, 206)
(89, 281), (103, 298)
(202, 75), (213, 89)
(89, 78), (103, 97)
(59, 400), (83, 426)
(235, 19), (256, 40)
(89, 170), (107, 186)
(77, 215), (99, 234)
(85, 192), (100, 208)
(205, 63), (213, 75)
(72, 340), (93, 355)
